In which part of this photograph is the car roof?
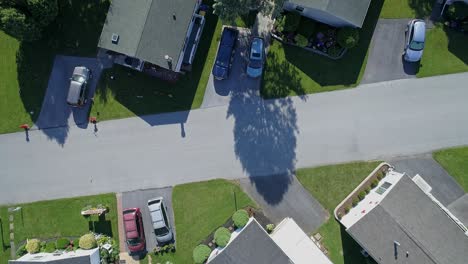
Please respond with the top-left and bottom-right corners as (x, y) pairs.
(148, 198), (166, 229)
(412, 21), (426, 42)
(67, 81), (83, 103)
(123, 209), (139, 239)
(250, 38), (264, 58)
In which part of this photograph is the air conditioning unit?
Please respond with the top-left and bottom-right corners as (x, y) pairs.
(111, 33), (119, 44)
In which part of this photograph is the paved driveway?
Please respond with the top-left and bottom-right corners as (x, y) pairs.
(121, 188), (175, 252)
(35, 56), (104, 130)
(201, 28), (262, 108)
(240, 174), (328, 233)
(390, 154), (465, 206)
(362, 19), (420, 84)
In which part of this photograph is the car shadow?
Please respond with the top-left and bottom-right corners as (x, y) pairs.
(402, 56), (421, 75)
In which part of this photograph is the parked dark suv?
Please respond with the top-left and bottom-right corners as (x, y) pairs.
(212, 27), (238, 80)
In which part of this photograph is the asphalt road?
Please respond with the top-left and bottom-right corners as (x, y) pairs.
(121, 188), (175, 252)
(1, 73), (468, 204)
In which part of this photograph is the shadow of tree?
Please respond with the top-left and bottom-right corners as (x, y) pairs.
(227, 84), (299, 204)
(408, 0), (436, 18)
(340, 224), (378, 264)
(88, 214), (113, 237)
(261, 51), (305, 98)
(444, 26), (468, 65)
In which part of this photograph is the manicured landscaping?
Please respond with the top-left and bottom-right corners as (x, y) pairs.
(261, 0), (384, 98)
(0, 193), (118, 264)
(417, 26), (468, 77)
(296, 161), (381, 264)
(433, 146), (468, 192)
(380, 0), (434, 18)
(90, 8), (223, 121)
(151, 179), (256, 263)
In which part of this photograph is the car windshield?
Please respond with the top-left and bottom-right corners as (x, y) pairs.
(409, 41), (424, 51)
(249, 59), (262, 69)
(72, 74), (85, 83)
(127, 238), (141, 246)
(154, 226), (169, 236)
(252, 52), (261, 58)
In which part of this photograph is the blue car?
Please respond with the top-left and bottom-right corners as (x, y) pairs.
(246, 37), (264, 78)
(212, 27), (238, 80)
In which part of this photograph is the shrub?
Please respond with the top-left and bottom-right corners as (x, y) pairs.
(297, 17), (316, 37)
(16, 244), (27, 257)
(25, 239), (41, 254)
(371, 179), (379, 188)
(295, 34), (308, 47)
(72, 238), (80, 249)
(284, 11), (301, 32)
(266, 224), (275, 234)
(79, 234), (97, 250)
(344, 206), (350, 214)
(214, 227), (231, 247)
(365, 186), (371, 194)
(327, 45), (342, 57)
(352, 198), (359, 207)
(0, 8), (41, 41)
(193, 244), (211, 264)
(358, 191), (366, 200)
(274, 15), (285, 32)
(56, 238), (70, 249)
(44, 242), (56, 253)
(337, 27), (360, 49)
(232, 209), (249, 228)
(376, 171), (384, 180)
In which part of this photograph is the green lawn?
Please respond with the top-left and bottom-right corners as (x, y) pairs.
(296, 161), (381, 264)
(151, 179), (256, 264)
(90, 8), (222, 121)
(380, 0), (433, 18)
(433, 146), (468, 192)
(417, 26), (468, 77)
(0, 193), (118, 264)
(261, 0), (384, 98)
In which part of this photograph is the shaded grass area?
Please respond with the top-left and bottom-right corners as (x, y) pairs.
(296, 161), (381, 264)
(233, 10), (258, 28)
(0, 0), (110, 134)
(418, 26), (468, 77)
(91, 9), (222, 121)
(261, 0), (384, 98)
(152, 179), (256, 263)
(380, 0), (434, 18)
(0, 194), (118, 264)
(433, 146), (468, 192)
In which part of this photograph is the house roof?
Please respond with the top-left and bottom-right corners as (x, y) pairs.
(98, 0), (198, 70)
(209, 219), (293, 264)
(290, 0), (371, 27)
(347, 175), (468, 264)
(9, 248), (98, 264)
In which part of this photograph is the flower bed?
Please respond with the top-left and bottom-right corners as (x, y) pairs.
(271, 12), (347, 59)
(334, 163), (391, 220)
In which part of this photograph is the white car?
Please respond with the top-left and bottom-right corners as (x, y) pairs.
(147, 197), (173, 244)
(404, 19), (426, 62)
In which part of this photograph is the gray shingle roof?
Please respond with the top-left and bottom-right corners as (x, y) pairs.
(347, 175), (468, 264)
(98, 0), (198, 70)
(209, 220), (293, 264)
(9, 255), (91, 264)
(290, 0), (371, 27)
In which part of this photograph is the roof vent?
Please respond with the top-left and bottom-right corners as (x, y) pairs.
(111, 33), (119, 44)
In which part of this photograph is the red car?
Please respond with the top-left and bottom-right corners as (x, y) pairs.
(123, 208), (146, 253)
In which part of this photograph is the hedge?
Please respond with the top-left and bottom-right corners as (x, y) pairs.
(193, 244), (212, 264)
(79, 234), (97, 250)
(214, 227), (231, 247)
(232, 209), (249, 228)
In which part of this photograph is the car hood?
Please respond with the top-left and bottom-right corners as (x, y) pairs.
(405, 49), (423, 62)
(213, 65), (228, 79)
(247, 65), (263, 78)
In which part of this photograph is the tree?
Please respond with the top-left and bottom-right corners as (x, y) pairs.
(27, 0), (58, 27)
(213, 0), (255, 22)
(0, 7), (41, 41)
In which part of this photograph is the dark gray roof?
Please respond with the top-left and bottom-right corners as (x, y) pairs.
(290, 0), (371, 27)
(98, 0), (197, 69)
(9, 255), (91, 264)
(347, 175), (468, 264)
(210, 220), (293, 264)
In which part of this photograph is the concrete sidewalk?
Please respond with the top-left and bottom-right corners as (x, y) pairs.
(1, 73), (468, 204)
